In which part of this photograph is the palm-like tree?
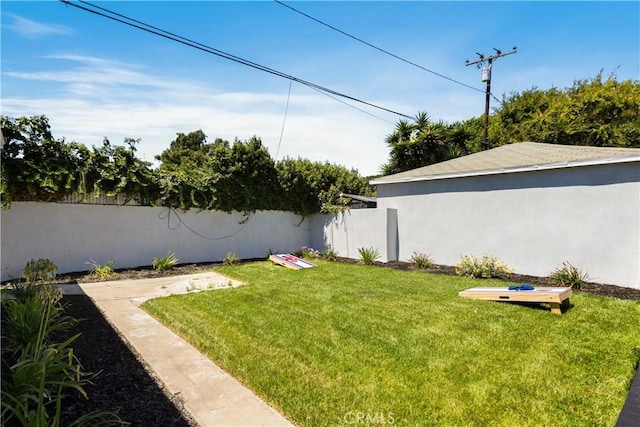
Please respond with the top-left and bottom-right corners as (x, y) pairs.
(381, 112), (459, 175)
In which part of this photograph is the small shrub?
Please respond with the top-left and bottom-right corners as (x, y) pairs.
(295, 246), (321, 259)
(410, 251), (433, 269)
(21, 258), (58, 284)
(456, 254), (512, 279)
(549, 262), (589, 290)
(223, 252), (240, 266)
(266, 247), (277, 257)
(153, 252), (179, 271)
(87, 259), (116, 280)
(358, 247), (380, 265)
(323, 247), (338, 261)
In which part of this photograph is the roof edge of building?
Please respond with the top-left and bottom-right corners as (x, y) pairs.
(370, 155), (640, 186)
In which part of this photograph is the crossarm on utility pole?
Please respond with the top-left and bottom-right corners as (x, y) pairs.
(465, 47), (517, 150)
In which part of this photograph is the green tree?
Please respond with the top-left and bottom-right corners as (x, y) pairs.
(494, 73), (640, 147)
(209, 136), (281, 213)
(85, 138), (158, 203)
(155, 130), (209, 170)
(380, 73), (640, 176)
(1, 115), (157, 208)
(380, 112), (468, 175)
(1, 115), (79, 206)
(276, 158), (374, 217)
(157, 133), (281, 213)
(2, 117), (374, 215)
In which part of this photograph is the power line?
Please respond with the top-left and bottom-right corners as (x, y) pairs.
(59, 0), (413, 119)
(159, 207), (253, 240)
(275, 80), (292, 160)
(308, 87), (396, 125)
(274, 0), (484, 94)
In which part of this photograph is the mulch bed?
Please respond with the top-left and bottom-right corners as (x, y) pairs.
(3, 258), (638, 426)
(56, 295), (196, 426)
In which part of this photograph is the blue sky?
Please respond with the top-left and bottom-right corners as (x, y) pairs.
(2, 1), (638, 176)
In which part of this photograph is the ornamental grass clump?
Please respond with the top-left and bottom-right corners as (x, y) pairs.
(410, 251), (433, 269)
(358, 246), (380, 265)
(87, 259), (116, 280)
(153, 252), (179, 271)
(223, 252), (240, 266)
(456, 254), (512, 279)
(549, 261), (589, 290)
(322, 247), (338, 261)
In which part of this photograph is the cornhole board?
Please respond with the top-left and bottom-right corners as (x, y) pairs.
(459, 287), (572, 314)
(269, 254), (317, 270)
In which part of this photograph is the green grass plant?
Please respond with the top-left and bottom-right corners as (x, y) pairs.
(322, 247), (338, 261)
(1, 274), (123, 425)
(21, 258), (58, 284)
(223, 252), (240, 266)
(142, 261), (640, 426)
(153, 252), (179, 271)
(549, 261), (589, 290)
(87, 260), (116, 280)
(357, 246), (380, 265)
(410, 251), (433, 269)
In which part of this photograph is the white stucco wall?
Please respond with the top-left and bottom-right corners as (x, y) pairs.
(376, 162), (640, 288)
(1, 203), (310, 281)
(310, 208), (398, 262)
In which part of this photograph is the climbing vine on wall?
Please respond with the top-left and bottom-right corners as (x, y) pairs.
(1, 115), (374, 215)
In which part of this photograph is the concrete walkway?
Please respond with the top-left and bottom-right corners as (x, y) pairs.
(62, 272), (293, 427)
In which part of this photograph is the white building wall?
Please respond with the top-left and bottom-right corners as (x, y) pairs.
(376, 162), (640, 288)
(310, 208), (398, 262)
(1, 203), (310, 281)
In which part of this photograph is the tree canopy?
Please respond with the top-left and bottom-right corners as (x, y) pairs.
(1, 116), (373, 216)
(0, 115), (157, 208)
(381, 73), (640, 175)
(493, 73), (639, 147)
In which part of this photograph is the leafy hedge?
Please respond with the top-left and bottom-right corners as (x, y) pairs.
(1, 115), (374, 216)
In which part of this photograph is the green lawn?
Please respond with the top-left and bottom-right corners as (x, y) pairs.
(142, 261), (640, 426)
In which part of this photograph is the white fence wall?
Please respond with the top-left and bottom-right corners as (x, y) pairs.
(310, 209), (397, 262)
(3, 161), (639, 290)
(1, 203), (311, 281)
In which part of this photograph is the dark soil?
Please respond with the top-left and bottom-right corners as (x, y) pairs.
(57, 295), (196, 426)
(3, 258), (637, 426)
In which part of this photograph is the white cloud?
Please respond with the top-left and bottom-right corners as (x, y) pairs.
(2, 55), (394, 175)
(4, 14), (72, 38)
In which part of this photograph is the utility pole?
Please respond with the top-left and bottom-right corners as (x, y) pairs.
(466, 47), (517, 151)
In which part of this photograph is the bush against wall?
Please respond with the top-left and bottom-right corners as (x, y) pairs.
(276, 157), (375, 217)
(1, 116), (374, 215)
(1, 115), (158, 209)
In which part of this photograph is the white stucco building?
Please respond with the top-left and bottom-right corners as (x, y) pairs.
(369, 142), (640, 288)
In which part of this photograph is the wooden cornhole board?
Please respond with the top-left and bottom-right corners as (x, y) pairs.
(269, 254), (317, 270)
(459, 287), (572, 314)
